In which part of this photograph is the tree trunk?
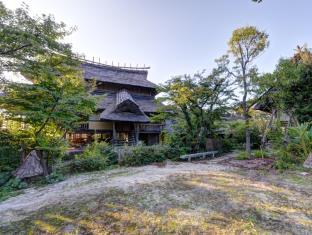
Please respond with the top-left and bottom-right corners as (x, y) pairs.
(245, 117), (251, 156)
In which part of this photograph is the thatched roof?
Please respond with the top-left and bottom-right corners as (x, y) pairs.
(14, 150), (43, 179)
(97, 92), (160, 113)
(100, 89), (150, 122)
(81, 62), (156, 89)
(252, 88), (276, 113)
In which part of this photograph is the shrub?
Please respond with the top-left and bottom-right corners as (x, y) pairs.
(273, 123), (312, 170)
(252, 150), (269, 158)
(235, 151), (249, 160)
(119, 145), (180, 167)
(275, 150), (297, 170)
(220, 138), (235, 153)
(61, 142), (118, 174)
(0, 131), (20, 172)
(225, 120), (261, 150)
(45, 171), (65, 184)
(0, 178), (28, 202)
(69, 157), (109, 173)
(0, 172), (12, 187)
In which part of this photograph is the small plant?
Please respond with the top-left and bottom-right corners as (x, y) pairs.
(6, 178), (28, 190)
(236, 151), (249, 160)
(80, 141), (110, 159)
(45, 171), (65, 184)
(272, 123), (312, 170)
(275, 150), (296, 170)
(252, 149), (269, 158)
(0, 178), (28, 202)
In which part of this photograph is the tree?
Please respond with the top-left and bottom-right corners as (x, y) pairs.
(220, 26), (269, 157)
(259, 45), (312, 124)
(0, 2), (96, 158)
(0, 2), (75, 81)
(155, 67), (233, 152)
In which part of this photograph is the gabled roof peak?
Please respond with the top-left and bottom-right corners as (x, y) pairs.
(82, 62), (156, 89)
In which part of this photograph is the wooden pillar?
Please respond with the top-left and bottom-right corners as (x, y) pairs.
(134, 123), (139, 144)
(112, 121), (117, 140)
(159, 132), (161, 145)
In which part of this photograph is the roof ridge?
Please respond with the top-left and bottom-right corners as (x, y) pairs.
(80, 59), (150, 72)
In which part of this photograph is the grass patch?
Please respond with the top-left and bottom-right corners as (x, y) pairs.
(235, 151), (249, 160)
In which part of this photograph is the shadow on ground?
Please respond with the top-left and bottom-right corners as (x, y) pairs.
(1, 167), (311, 234)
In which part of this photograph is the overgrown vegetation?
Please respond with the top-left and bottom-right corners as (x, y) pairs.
(0, 0), (312, 208)
(64, 142), (117, 173)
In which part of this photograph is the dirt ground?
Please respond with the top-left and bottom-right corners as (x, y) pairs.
(1, 154), (312, 234)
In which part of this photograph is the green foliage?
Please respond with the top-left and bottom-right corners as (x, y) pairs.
(119, 145), (180, 167)
(0, 178), (27, 202)
(275, 150), (297, 170)
(258, 46), (312, 123)
(236, 151), (249, 160)
(0, 1), (75, 79)
(68, 157), (109, 173)
(155, 68), (233, 152)
(287, 124), (312, 159)
(0, 2), (96, 152)
(80, 142), (110, 159)
(228, 26), (269, 61)
(253, 150), (268, 158)
(221, 26), (269, 156)
(44, 171), (65, 184)
(0, 131), (20, 172)
(274, 124), (312, 170)
(60, 142), (117, 174)
(220, 138), (235, 153)
(224, 120), (261, 149)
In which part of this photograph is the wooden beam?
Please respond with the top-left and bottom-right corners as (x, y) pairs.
(112, 122), (117, 140)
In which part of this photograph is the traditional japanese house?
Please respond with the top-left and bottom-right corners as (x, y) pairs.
(67, 61), (163, 146)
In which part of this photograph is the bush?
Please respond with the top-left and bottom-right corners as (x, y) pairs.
(69, 157), (109, 173)
(0, 131), (20, 172)
(220, 138), (235, 153)
(0, 178), (28, 202)
(273, 124), (312, 170)
(253, 150), (270, 158)
(61, 142), (118, 174)
(275, 150), (297, 170)
(235, 151), (249, 160)
(119, 145), (180, 167)
(45, 171), (65, 184)
(225, 120), (261, 150)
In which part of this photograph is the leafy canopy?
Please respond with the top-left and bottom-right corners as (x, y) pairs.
(0, 2), (96, 148)
(228, 26), (269, 66)
(155, 66), (233, 151)
(259, 45), (312, 123)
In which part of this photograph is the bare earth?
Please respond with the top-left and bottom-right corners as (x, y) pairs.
(1, 154), (312, 234)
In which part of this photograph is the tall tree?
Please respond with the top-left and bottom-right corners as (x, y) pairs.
(259, 45), (312, 124)
(155, 67), (233, 152)
(0, 2), (96, 150)
(0, 1), (75, 80)
(220, 26), (269, 157)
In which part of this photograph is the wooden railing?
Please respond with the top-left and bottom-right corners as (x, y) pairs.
(139, 123), (164, 133)
(80, 123), (89, 130)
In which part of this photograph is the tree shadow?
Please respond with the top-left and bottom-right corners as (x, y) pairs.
(2, 170), (311, 234)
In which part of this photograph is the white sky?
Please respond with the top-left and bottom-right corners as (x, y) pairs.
(3, 0), (312, 85)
